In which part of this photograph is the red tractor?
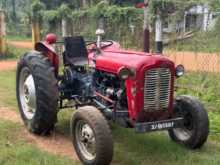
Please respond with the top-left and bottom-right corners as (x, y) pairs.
(16, 30), (209, 165)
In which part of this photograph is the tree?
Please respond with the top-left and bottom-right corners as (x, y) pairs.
(11, 0), (16, 22)
(207, 0), (220, 11)
(40, 0), (75, 9)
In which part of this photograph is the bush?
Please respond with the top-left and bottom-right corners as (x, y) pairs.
(168, 17), (220, 53)
(0, 45), (30, 60)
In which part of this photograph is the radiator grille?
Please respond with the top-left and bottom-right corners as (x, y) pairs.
(144, 68), (171, 112)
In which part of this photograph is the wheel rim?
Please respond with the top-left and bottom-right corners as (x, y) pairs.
(173, 113), (194, 141)
(19, 67), (36, 120)
(75, 120), (96, 161)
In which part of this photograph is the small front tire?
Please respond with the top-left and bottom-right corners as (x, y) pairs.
(168, 95), (209, 149)
(70, 106), (113, 165)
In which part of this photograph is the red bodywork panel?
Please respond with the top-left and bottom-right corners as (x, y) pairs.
(37, 40), (176, 122)
(35, 42), (59, 76)
(88, 43), (176, 121)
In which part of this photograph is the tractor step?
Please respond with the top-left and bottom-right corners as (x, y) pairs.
(135, 117), (184, 133)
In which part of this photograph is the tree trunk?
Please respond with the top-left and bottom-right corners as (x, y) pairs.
(82, 0), (88, 7)
(62, 18), (68, 37)
(143, 0), (150, 53)
(11, 0), (17, 22)
(1, 0), (7, 9)
(0, 10), (6, 56)
(32, 17), (40, 47)
(62, 18), (74, 37)
(98, 17), (105, 30)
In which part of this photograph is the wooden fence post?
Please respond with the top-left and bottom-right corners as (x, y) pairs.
(0, 10), (6, 56)
(32, 18), (40, 47)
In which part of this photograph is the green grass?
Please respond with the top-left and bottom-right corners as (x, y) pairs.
(0, 45), (30, 60)
(0, 120), (76, 165)
(1, 70), (220, 165)
(57, 110), (220, 165)
(167, 18), (220, 53)
(176, 72), (220, 134)
(6, 35), (31, 41)
(0, 70), (17, 109)
(167, 32), (220, 53)
(112, 127), (220, 165)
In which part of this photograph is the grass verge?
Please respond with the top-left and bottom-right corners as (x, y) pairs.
(0, 45), (30, 61)
(1, 69), (220, 165)
(0, 119), (76, 165)
(6, 35), (32, 41)
(167, 18), (220, 53)
(176, 72), (220, 134)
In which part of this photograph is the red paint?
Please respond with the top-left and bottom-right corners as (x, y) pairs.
(88, 44), (176, 121)
(35, 41), (59, 76)
(135, 2), (148, 8)
(95, 91), (114, 104)
(45, 33), (57, 44)
(38, 37), (176, 122)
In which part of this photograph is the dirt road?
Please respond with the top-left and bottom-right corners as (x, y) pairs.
(7, 41), (33, 49)
(0, 106), (78, 160)
(0, 60), (17, 71)
(6, 40), (220, 73)
(165, 50), (220, 73)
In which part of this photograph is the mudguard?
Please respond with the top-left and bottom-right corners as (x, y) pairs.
(35, 42), (59, 76)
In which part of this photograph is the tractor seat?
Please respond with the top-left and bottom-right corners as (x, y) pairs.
(63, 36), (88, 66)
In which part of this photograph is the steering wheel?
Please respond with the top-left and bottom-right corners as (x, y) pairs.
(86, 40), (113, 49)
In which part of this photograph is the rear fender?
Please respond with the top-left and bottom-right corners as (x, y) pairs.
(35, 42), (59, 76)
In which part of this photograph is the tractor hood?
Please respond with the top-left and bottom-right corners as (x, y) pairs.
(90, 49), (175, 74)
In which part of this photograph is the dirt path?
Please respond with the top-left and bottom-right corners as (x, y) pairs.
(0, 107), (78, 160)
(165, 51), (220, 73)
(0, 60), (17, 71)
(7, 41), (33, 49)
(4, 40), (220, 73)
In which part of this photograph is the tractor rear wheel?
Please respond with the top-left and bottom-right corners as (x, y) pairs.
(16, 51), (58, 135)
(70, 106), (113, 165)
(168, 95), (209, 149)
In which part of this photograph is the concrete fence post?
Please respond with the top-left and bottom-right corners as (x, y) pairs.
(155, 13), (163, 54)
(0, 10), (6, 56)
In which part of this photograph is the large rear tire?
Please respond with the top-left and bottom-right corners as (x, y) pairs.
(70, 106), (113, 165)
(16, 51), (59, 135)
(168, 95), (209, 149)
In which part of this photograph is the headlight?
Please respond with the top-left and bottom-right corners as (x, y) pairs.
(118, 67), (132, 80)
(176, 65), (185, 77)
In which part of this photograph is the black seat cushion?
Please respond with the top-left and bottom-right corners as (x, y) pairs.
(63, 36), (88, 66)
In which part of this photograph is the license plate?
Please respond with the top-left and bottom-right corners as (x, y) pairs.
(135, 117), (183, 133)
(150, 122), (174, 131)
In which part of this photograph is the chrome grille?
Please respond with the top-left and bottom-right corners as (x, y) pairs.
(144, 68), (171, 112)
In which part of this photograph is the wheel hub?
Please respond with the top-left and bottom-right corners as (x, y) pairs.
(173, 111), (194, 141)
(19, 68), (36, 120)
(82, 124), (94, 141)
(76, 121), (96, 161)
(23, 75), (36, 108)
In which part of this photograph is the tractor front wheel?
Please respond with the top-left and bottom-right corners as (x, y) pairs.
(168, 95), (209, 149)
(16, 52), (58, 135)
(70, 106), (113, 165)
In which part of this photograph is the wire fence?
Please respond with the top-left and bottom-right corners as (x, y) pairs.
(40, 14), (220, 99)
(6, 9), (220, 133)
